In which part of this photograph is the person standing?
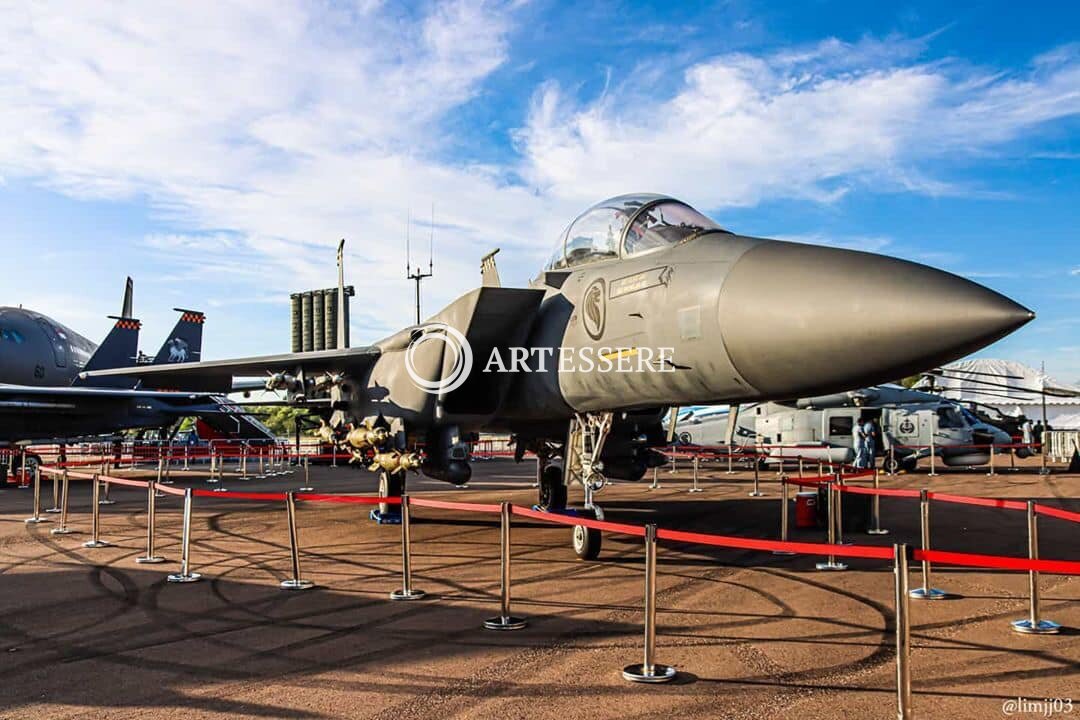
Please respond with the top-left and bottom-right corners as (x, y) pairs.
(862, 419), (877, 469)
(852, 419), (867, 468)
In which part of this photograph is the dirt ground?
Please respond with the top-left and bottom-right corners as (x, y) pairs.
(0, 456), (1076, 720)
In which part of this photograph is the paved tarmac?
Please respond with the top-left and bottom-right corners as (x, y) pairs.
(0, 456), (1076, 719)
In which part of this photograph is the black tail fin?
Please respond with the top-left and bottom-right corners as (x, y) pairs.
(121, 276), (134, 318)
(152, 308), (204, 365)
(74, 316), (141, 387)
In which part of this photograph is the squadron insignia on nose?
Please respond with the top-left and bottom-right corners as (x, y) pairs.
(583, 279), (606, 340)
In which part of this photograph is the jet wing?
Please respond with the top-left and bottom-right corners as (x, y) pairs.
(80, 346), (381, 393)
(0, 383), (216, 416)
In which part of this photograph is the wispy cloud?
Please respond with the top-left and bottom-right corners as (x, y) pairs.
(516, 39), (1080, 210)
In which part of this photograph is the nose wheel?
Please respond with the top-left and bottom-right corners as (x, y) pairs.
(572, 522), (602, 560)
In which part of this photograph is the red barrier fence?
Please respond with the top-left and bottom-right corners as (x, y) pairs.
(34, 464), (1078, 576)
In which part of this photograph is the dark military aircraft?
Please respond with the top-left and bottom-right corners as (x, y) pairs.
(85, 194), (1034, 557)
(0, 284), (270, 478)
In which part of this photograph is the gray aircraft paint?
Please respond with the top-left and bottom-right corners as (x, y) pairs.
(84, 195), (1034, 485)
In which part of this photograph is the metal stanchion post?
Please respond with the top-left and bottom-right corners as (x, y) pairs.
(689, 455), (703, 493)
(46, 470), (61, 513)
(669, 451), (676, 474)
(928, 435), (937, 477)
(280, 492), (314, 590)
(99, 472), (115, 504)
(1011, 501), (1060, 634)
(649, 465), (660, 490)
(818, 460), (823, 476)
(987, 444), (995, 476)
(816, 480), (847, 571)
(773, 478), (795, 555)
(258, 449), (265, 478)
(82, 475), (111, 548)
(50, 470), (73, 535)
(726, 447), (734, 474)
(25, 466), (49, 524)
(889, 445), (896, 476)
(798, 457), (804, 479)
(867, 467), (889, 535)
(209, 452), (217, 482)
(894, 544), (913, 720)
(484, 502), (526, 630)
(135, 480), (165, 563)
(749, 459), (764, 497)
(154, 458), (165, 497)
(183, 445), (190, 471)
(299, 456), (313, 492)
(18, 449), (28, 488)
(390, 495), (425, 600)
(835, 472), (851, 545)
(908, 488), (945, 599)
(241, 447), (248, 479)
(623, 524), (676, 683)
(168, 488), (202, 583)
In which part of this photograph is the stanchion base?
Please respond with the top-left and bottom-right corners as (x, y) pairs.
(25, 517), (49, 524)
(167, 572), (202, 583)
(50, 528), (74, 535)
(748, 491), (766, 497)
(688, 487), (704, 494)
(772, 549), (796, 556)
(483, 615), (527, 631)
(389, 588), (426, 601)
(866, 528), (890, 535)
(908, 587), (947, 600)
(369, 509), (402, 524)
(98, 499), (116, 505)
(213, 487), (228, 493)
(298, 487), (314, 492)
(815, 561), (848, 571)
(280, 579), (315, 590)
(622, 663), (677, 683)
(136, 556), (166, 564)
(44, 508), (62, 514)
(160, 480), (174, 485)
(206, 478), (219, 484)
(82, 540), (111, 548)
(1011, 619), (1060, 634)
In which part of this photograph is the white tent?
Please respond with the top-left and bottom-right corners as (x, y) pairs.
(920, 359), (1080, 429)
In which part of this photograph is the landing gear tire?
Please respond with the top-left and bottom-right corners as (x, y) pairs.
(371, 471), (404, 523)
(538, 466), (567, 512)
(883, 456), (899, 474)
(572, 524), (601, 560)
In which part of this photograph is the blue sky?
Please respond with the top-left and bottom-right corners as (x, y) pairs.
(0, 1), (1077, 380)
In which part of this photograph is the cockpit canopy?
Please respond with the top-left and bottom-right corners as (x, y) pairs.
(545, 194), (729, 270)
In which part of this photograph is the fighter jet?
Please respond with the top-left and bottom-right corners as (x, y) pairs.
(0, 285), (269, 478)
(84, 194), (1034, 557)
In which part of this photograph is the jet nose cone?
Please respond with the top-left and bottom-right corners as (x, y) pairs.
(717, 241), (1034, 398)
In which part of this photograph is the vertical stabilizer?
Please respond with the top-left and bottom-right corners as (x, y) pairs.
(74, 316), (141, 387)
(152, 309), (204, 365)
(121, 277), (134, 319)
(480, 249), (502, 288)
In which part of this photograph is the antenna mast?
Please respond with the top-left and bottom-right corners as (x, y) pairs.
(406, 204), (434, 325)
